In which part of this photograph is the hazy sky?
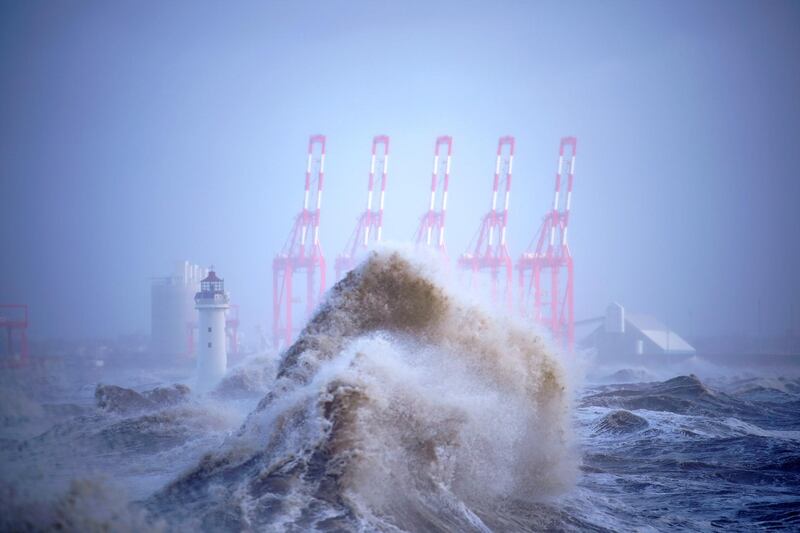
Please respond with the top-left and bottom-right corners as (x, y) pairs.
(1, 0), (799, 341)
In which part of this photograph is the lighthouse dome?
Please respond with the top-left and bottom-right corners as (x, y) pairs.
(199, 270), (224, 294)
(195, 268), (229, 305)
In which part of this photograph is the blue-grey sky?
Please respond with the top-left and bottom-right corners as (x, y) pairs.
(1, 0), (798, 340)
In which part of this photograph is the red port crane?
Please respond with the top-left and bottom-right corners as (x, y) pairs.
(415, 136), (453, 259)
(0, 304), (29, 366)
(226, 304), (240, 356)
(458, 136), (515, 310)
(272, 135), (327, 349)
(335, 135), (390, 279)
(518, 137), (577, 349)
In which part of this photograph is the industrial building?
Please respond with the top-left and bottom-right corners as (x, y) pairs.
(151, 261), (208, 357)
(582, 303), (696, 359)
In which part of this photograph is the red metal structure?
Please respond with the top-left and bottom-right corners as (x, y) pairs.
(273, 135), (327, 349)
(518, 136), (577, 349)
(226, 304), (240, 355)
(458, 136), (515, 309)
(415, 135), (453, 258)
(335, 135), (390, 279)
(0, 304), (29, 365)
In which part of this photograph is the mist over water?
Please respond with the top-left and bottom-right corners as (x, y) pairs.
(1, 250), (799, 531)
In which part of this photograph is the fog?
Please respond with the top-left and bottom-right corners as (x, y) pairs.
(2, 4), (800, 528)
(1, 1), (799, 341)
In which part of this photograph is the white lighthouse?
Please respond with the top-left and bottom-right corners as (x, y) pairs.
(194, 268), (230, 392)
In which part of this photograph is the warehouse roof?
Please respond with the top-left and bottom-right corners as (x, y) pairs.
(626, 312), (695, 354)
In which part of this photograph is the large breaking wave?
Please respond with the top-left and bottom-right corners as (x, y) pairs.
(151, 250), (576, 531)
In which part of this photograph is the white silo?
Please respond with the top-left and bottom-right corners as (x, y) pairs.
(151, 261), (207, 358)
(194, 268), (230, 392)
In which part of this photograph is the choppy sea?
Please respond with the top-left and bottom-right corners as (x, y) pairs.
(1, 251), (798, 531)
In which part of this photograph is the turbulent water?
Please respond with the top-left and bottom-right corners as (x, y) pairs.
(1, 251), (799, 531)
(573, 374), (800, 530)
(151, 251), (574, 531)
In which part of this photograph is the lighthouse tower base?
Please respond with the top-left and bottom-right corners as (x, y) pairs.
(195, 304), (228, 392)
(194, 269), (231, 394)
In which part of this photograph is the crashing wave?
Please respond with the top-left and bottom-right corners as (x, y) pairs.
(213, 355), (279, 399)
(150, 250), (575, 531)
(95, 384), (191, 414)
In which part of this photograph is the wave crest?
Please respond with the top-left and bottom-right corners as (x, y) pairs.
(154, 251), (575, 531)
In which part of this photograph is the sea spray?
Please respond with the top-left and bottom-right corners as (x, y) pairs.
(152, 251), (576, 531)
